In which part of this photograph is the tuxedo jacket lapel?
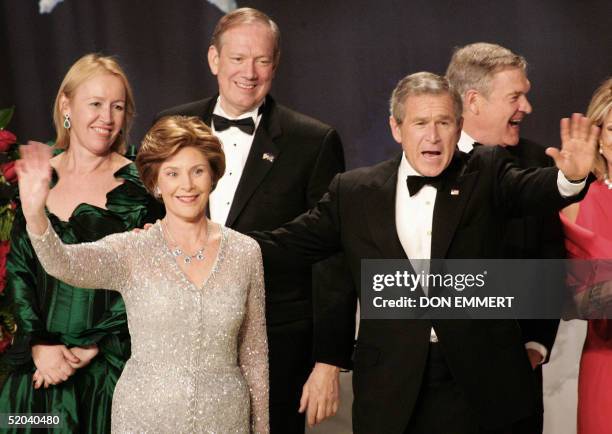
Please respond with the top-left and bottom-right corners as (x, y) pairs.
(198, 96), (216, 126)
(364, 156), (407, 259)
(225, 99), (281, 227)
(430, 154), (478, 259)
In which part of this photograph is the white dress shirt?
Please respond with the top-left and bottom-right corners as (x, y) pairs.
(209, 98), (263, 225)
(457, 130), (477, 153)
(396, 154), (435, 279)
(395, 154), (439, 342)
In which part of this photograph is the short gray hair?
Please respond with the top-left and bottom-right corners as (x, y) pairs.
(446, 42), (527, 101)
(390, 72), (463, 124)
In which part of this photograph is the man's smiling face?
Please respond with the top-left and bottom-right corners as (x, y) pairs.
(208, 22), (276, 117)
(471, 67), (532, 146)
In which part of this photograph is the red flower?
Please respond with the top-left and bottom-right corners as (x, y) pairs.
(0, 130), (16, 152)
(0, 239), (9, 256)
(0, 240), (9, 293)
(1, 161), (16, 183)
(0, 331), (11, 353)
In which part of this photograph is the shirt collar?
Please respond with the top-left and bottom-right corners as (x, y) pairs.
(398, 152), (422, 181)
(458, 130), (477, 153)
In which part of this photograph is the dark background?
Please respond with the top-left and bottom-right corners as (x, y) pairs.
(1, 0), (610, 168)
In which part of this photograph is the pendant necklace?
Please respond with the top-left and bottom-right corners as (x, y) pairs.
(162, 219), (210, 265)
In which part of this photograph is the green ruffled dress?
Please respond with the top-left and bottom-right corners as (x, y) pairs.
(0, 163), (161, 433)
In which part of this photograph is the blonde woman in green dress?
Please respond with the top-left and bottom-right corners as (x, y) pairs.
(0, 54), (160, 433)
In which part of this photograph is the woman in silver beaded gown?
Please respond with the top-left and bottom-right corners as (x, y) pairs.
(15, 116), (269, 433)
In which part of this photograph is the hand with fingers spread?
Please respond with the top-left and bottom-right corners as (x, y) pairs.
(299, 362), (340, 427)
(545, 113), (600, 181)
(15, 141), (53, 234)
(31, 344), (80, 389)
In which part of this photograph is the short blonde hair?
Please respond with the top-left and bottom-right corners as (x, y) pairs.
(211, 7), (281, 66)
(53, 53), (135, 154)
(586, 77), (612, 180)
(446, 42), (527, 101)
(136, 116), (226, 199)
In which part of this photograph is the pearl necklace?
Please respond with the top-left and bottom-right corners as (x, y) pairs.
(604, 174), (612, 190)
(162, 219), (210, 265)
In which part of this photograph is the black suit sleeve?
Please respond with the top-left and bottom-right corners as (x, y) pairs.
(252, 132), (354, 368)
(492, 147), (588, 215)
(253, 175), (344, 270)
(304, 132), (355, 368)
(313, 254), (356, 369)
(253, 174), (355, 367)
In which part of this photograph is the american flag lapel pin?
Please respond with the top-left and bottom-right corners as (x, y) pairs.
(450, 188), (460, 196)
(262, 153), (275, 163)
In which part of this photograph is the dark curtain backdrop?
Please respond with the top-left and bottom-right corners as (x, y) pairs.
(1, 0), (610, 168)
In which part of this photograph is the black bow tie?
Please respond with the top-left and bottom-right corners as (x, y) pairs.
(212, 114), (256, 135)
(406, 174), (444, 197)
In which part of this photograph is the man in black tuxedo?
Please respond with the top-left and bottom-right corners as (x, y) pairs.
(447, 42), (566, 432)
(253, 72), (598, 433)
(156, 8), (347, 433)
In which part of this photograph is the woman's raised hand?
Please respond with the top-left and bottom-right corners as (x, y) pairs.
(15, 141), (53, 234)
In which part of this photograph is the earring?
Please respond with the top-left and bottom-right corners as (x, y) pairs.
(600, 142), (605, 155)
(63, 114), (71, 129)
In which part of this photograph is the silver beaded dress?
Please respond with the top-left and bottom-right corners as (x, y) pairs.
(28, 220), (269, 434)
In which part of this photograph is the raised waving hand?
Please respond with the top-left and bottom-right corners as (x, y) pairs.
(15, 141), (53, 234)
(546, 113), (600, 181)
